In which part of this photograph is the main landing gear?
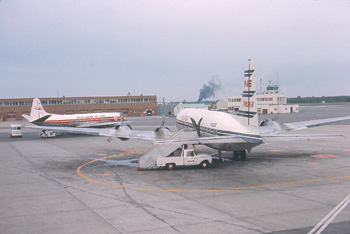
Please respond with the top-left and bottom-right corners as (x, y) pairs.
(233, 150), (247, 161)
(217, 150), (247, 161)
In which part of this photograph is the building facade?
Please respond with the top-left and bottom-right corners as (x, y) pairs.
(228, 84), (299, 114)
(0, 95), (157, 121)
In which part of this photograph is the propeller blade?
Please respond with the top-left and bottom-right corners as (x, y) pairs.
(120, 112), (124, 122)
(190, 117), (203, 137)
(161, 115), (166, 126)
(107, 136), (117, 142)
(272, 116), (279, 121)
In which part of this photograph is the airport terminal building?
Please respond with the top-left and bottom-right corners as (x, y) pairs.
(228, 84), (299, 114)
(0, 95), (157, 121)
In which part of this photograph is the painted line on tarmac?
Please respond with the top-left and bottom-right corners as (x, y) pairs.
(310, 155), (336, 158)
(121, 148), (141, 151)
(307, 194), (350, 234)
(265, 157), (310, 161)
(98, 173), (113, 177)
(77, 152), (350, 193)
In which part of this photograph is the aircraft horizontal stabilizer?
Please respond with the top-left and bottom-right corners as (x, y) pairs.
(22, 114), (30, 121)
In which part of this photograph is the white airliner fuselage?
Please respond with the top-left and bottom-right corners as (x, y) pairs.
(175, 109), (263, 152)
(39, 112), (122, 127)
(23, 98), (123, 128)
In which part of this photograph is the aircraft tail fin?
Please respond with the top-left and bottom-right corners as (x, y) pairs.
(28, 98), (50, 123)
(236, 59), (259, 130)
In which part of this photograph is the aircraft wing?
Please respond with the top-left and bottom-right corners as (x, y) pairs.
(282, 116), (350, 131)
(25, 125), (115, 137)
(262, 134), (345, 142)
(26, 123), (258, 145)
(25, 125), (173, 141)
(125, 130), (158, 140)
(260, 115), (350, 136)
(154, 134), (264, 145)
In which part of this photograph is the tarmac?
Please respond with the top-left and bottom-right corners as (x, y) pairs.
(1, 105), (350, 234)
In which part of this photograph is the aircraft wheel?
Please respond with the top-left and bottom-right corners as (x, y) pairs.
(240, 150), (247, 161)
(233, 151), (240, 161)
(166, 163), (175, 170)
(200, 161), (209, 169)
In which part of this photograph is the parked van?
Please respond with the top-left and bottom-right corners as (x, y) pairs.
(9, 124), (22, 137)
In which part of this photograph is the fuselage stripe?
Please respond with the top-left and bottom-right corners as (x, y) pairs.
(175, 120), (262, 140)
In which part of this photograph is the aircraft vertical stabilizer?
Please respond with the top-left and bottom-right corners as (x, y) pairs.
(236, 59), (259, 132)
(29, 98), (50, 122)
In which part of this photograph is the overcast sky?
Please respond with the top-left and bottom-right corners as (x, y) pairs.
(1, 0), (349, 102)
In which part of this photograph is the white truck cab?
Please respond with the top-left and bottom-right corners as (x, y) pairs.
(9, 124), (22, 137)
(156, 148), (212, 170)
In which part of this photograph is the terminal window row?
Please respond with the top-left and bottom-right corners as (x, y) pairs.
(0, 98), (156, 106)
(257, 98), (273, 102)
(228, 98), (241, 102)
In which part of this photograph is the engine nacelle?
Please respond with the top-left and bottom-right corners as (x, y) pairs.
(155, 126), (171, 139)
(115, 124), (132, 141)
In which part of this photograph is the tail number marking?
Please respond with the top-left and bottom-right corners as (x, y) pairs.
(244, 80), (252, 88)
(243, 101), (254, 108)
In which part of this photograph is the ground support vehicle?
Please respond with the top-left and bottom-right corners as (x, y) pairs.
(156, 148), (212, 170)
(9, 124), (22, 137)
(40, 130), (56, 138)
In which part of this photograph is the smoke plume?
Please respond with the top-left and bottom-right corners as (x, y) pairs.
(197, 79), (221, 102)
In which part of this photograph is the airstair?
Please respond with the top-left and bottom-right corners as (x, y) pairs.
(138, 129), (197, 169)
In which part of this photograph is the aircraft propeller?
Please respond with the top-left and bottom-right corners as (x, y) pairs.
(190, 117), (203, 137)
(259, 116), (279, 126)
(108, 112), (132, 142)
(155, 115), (171, 139)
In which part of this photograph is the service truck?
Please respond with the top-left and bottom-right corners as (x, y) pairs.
(156, 149), (212, 170)
(9, 124), (22, 137)
(40, 130), (56, 138)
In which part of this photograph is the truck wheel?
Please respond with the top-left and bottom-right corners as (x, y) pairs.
(200, 161), (209, 169)
(166, 163), (175, 170)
